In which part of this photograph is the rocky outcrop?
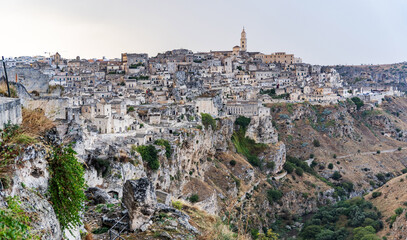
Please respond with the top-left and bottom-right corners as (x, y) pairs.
(156, 203), (199, 234)
(17, 188), (62, 240)
(246, 116), (278, 144)
(260, 142), (286, 174)
(85, 187), (118, 205)
(384, 210), (407, 240)
(123, 178), (157, 231)
(3, 144), (62, 239)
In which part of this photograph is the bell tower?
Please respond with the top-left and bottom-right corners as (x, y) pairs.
(240, 27), (247, 52)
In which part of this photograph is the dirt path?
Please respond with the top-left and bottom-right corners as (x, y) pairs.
(336, 148), (402, 159)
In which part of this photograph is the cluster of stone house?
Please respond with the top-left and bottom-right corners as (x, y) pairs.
(1, 27), (403, 137)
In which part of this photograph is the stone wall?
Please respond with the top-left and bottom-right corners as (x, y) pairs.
(0, 67), (50, 93)
(0, 97), (22, 129)
(25, 97), (71, 120)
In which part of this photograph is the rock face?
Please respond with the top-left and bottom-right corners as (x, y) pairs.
(0, 67), (50, 93)
(85, 187), (117, 205)
(260, 142), (286, 174)
(123, 178), (157, 231)
(246, 116), (278, 144)
(4, 144), (62, 239)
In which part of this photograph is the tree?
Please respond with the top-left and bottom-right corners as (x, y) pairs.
(189, 194), (199, 203)
(154, 139), (172, 159)
(313, 139), (321, 147)
(301, 225), (322, 239)
(328, 163), (334, 169)
(295, 167), (304, 176)
(353, 226), (379, 240)
(315, 229), (335, 240)
(235, 116), (251, 129)
(332, 171), (342, 180)
(267, 189), (283, 204)
(200, 113), (216, 130)
(284, 162), (295, 173)
(351, 97), (364, 110)
(136, 145), (160, 170)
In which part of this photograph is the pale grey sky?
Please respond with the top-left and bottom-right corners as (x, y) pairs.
(2, 0), (407, 65)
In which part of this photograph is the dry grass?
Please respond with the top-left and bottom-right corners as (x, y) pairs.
(84, 233), (94, 240)
(366, 173), (407, 237)
(84, 223), (94, 240)
(0, 82), (18, 98)
(21, 108), (55, 137)
(180, 201), (250, 240)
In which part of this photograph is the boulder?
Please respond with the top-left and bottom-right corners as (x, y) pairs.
(123, 178), (157, 231)
(85, 187), (117, 205)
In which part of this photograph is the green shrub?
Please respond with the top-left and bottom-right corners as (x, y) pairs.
(231, 127), (267, 167)
(332, 171), (342, 180)
(372, 192), (382, 198)
(341, 181), (354, 192)
(235, 116), (251, 129)
(301, 225), (322, 238)
(49, 145), (86, 233)
(92, 227), (109, 234)
(301, 197), (382, 239)
(351, 97), (364, 110)
(376, 150), (381, 154)
(154, 139), (172, 159)
(398, 147), (402, 151)
(229, 160), (237, 167)
(189, 194), (199, 203)
(313, 139), (321, 147)
(333, 154), (337, 159)
(0, 196), (37, 239)
(172, 200), (183, 210)
(328, 163), (334, 169)
(201, 113), (216, 130)
(266, 161), (275, 170)
(267, 188), (283, 204)
(127, 106), (135, 113)
(353, 226), (379, 240)
(295, 167), (304, 176)
(10, 134), (37, 145)
(284, 162), (295, 173)
(376, 173), (385, 182)
(402, 168), (407, 174)
(136, 145), (160, 170)
(395, 207), (404, 215)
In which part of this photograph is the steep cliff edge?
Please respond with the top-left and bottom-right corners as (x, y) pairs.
(5, 97), (407, 239)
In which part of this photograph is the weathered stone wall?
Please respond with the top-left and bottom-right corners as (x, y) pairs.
(0, 67), (50, 93)
(0, 97), (22, 129)
(25, 97), (71, 120)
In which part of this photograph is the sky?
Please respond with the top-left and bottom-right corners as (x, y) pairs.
(1, 0), (407, 65)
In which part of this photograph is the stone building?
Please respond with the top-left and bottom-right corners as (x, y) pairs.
(262, 52), (294, 64)
(240, 27), (247, 52)
(195, 98), (218, 117)
(226, 100), (259, 116)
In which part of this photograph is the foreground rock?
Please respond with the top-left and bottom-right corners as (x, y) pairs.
(123, 178), (157, 231)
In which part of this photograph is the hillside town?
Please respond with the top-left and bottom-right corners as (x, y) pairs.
(1, 29), (402, 138)
(3, 2), (407, 237)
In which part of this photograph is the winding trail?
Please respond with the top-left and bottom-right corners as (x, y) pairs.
(336, 148), (402, 159)
(304, 148), (404, 166)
